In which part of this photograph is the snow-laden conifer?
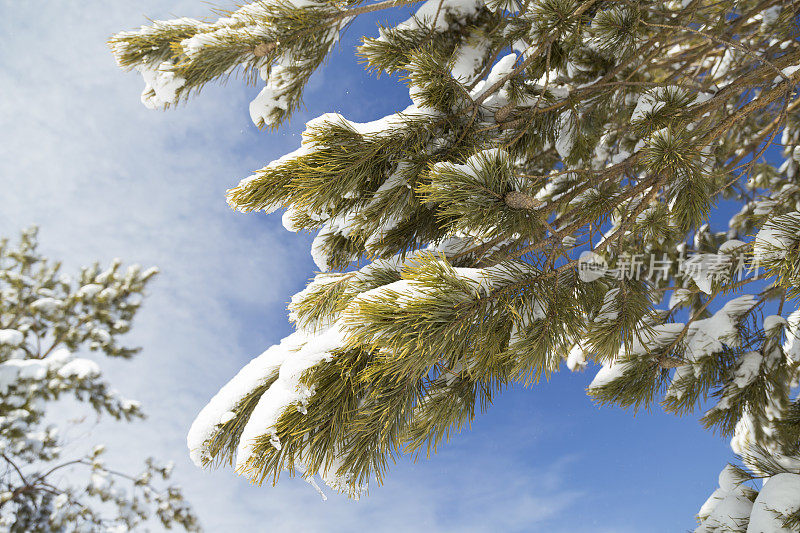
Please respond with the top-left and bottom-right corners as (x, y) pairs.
(0, 228), (200, 532)
(114, 1), (800, 527)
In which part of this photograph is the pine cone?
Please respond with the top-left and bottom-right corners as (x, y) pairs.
(504, 191), (542, 210)
(658, 355), (684, 369)
(253, 42), (276, 57)
(494, 104), (514, 123)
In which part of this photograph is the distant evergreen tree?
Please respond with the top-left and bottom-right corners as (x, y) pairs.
(0, 228), (199, 532)
(112, 1), (800, 528)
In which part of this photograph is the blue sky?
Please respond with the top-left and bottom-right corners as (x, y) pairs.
(0, 2), (736, 531)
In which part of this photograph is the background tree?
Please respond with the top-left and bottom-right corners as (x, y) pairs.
(0, 228), (200, 532)
(113, 0), (800, 529)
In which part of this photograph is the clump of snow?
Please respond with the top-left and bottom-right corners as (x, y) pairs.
(719, 239), (747, 254)
(773, 65), (800, 85)
(681, 253), (731, 294)
(110, 17), (207, 67)
(763, 314), (787, 334)
(0, 329), (24, 346)
(711, 48), (736, 85)
(180, 31), (221, 60)
(594, 288), (620, 323)
(629, 323), (685, 357)
(732, 351), (762, 389)
(566, 343), (587, 371)
(0, 348), (96, 394)
(234, 323), (346, 469)
(77, 284), (104, 299)
(309, 232), (332, 271)
(57, 359), (101, 380)
(631, 92), (658, 123)
(747, 473), (800, 532)
(0, 362), (26, 394)
(187, 331), (305, 466)
(310, 217), (358, 272)
(281, 207), (302, 232)
(696, 492), (753, 532)
(451, 40), (490, 83)
(469, 53), (517, 104)
(249, 64), (293, 128)
(669, 288), (692, 309)
(554, 111), (576, 160)
(591, 323), (687, 392)
(631, 86), (685, 123)
(666, 296), (757, 403)
(135, 61), (186, 110)
(385, 0), (484, 37)
(718, 464), (743, 492)
(696, 465), (754, 532)
(754, 212), (800, 262)
(729, 392), (800, 474)
(684, 295), (756, 359)
(30, 297), (63, 315)
(784, 308), (800, 362)
(591, 325), (686, 388)
(588, 360), (631, 389)
(306, 105), (437, 138)
(760, 6), (782, 26)
(483, 53), (516, 87)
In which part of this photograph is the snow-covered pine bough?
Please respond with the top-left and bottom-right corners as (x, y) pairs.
(111, 1), (800, 529)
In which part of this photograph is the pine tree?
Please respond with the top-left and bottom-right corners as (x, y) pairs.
(0, 228), (200, 532)
(112, 1), (800, 528)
